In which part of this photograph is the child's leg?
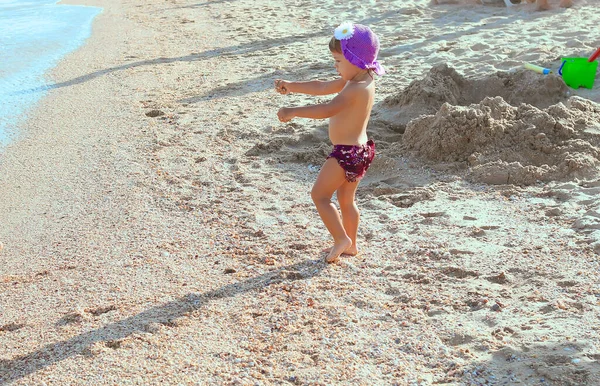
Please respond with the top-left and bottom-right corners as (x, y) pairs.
(311, 158), (352, 263)
(559, 0), (572, 7)
(536, 0), (551, 10)
(336, 180), (360, 256)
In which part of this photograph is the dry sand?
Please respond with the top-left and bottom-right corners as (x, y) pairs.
(1, 0), (600, 384)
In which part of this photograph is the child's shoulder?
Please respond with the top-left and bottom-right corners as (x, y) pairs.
(342, 78), (374, 95)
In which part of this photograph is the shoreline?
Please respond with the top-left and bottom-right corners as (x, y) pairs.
(0, 0), (127, 270)
(1, 0), (599, 384)
(0, 0), (102, 150)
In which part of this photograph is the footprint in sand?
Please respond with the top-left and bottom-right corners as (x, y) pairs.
(105, 340), (124, 349)
(145, 109), (165, 118)
(56, 311), (85, 326)
(402, 273), (431, 284)
(0, 322), (25, 332)
(442, 266), (480, 279)
(442, 332), (475, 347)
(420, 211), (446, 218)
(470, 42), (490, 52)
(86, 305), (118, 316)
(486, 272), (511, 284)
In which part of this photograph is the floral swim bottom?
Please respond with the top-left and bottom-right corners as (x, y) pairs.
(327, 140), (375, 182)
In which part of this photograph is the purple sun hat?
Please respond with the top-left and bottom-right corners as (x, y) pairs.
(334, 22), (385, 76)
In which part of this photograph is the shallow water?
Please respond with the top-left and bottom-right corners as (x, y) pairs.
(0, 0), (101, 147)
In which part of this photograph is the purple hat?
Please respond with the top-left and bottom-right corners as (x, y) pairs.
(334, 22), (385, 76)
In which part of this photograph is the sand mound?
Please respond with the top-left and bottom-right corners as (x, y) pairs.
(402, 96), (600, 185)
(377, 64), (570, 133)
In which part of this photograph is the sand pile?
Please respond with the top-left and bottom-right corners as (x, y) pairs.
(402, 96), (600, 185)
(376, 64), (571, 133)
(375, 64), (600, 185)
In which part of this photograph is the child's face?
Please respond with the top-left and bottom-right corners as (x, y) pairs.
(332, 52), (360, 80)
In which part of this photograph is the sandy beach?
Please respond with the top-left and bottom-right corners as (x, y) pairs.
(1, 0), (600, 384)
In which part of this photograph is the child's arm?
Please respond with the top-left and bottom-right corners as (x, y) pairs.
(277, 89), (352, 122)
(275, 78), (346, 96)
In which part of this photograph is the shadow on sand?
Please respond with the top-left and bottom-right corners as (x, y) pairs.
(11, 29), (329, 97)
(0, 258), (325, 384)
(458, 341), (600, 385)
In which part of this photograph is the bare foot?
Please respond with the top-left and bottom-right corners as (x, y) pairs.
(343, 245), (359, 256)
(325, 237), (353, 264)
(322, 245), (359, 256)
(559, 0), (572, 8)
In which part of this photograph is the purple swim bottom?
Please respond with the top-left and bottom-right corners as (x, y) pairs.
(327, 140), (375, 182)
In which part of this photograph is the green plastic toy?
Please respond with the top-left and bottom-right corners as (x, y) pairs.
(559, 48), (600, 89)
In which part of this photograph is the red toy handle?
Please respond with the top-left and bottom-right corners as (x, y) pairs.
(589, 47), (600, 62)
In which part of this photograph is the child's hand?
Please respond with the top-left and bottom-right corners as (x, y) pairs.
(274, 79), (290, 95)
(277, 107), (294, 122)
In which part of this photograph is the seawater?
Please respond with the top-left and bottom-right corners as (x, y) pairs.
(0, 0), (101, 146)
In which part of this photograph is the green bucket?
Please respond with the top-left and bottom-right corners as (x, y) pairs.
(559, 57), (598, 89)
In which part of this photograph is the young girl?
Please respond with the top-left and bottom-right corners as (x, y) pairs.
(275, 22), (384, 264)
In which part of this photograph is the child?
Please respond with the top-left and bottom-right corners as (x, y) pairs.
(275, 22), (384, 264)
